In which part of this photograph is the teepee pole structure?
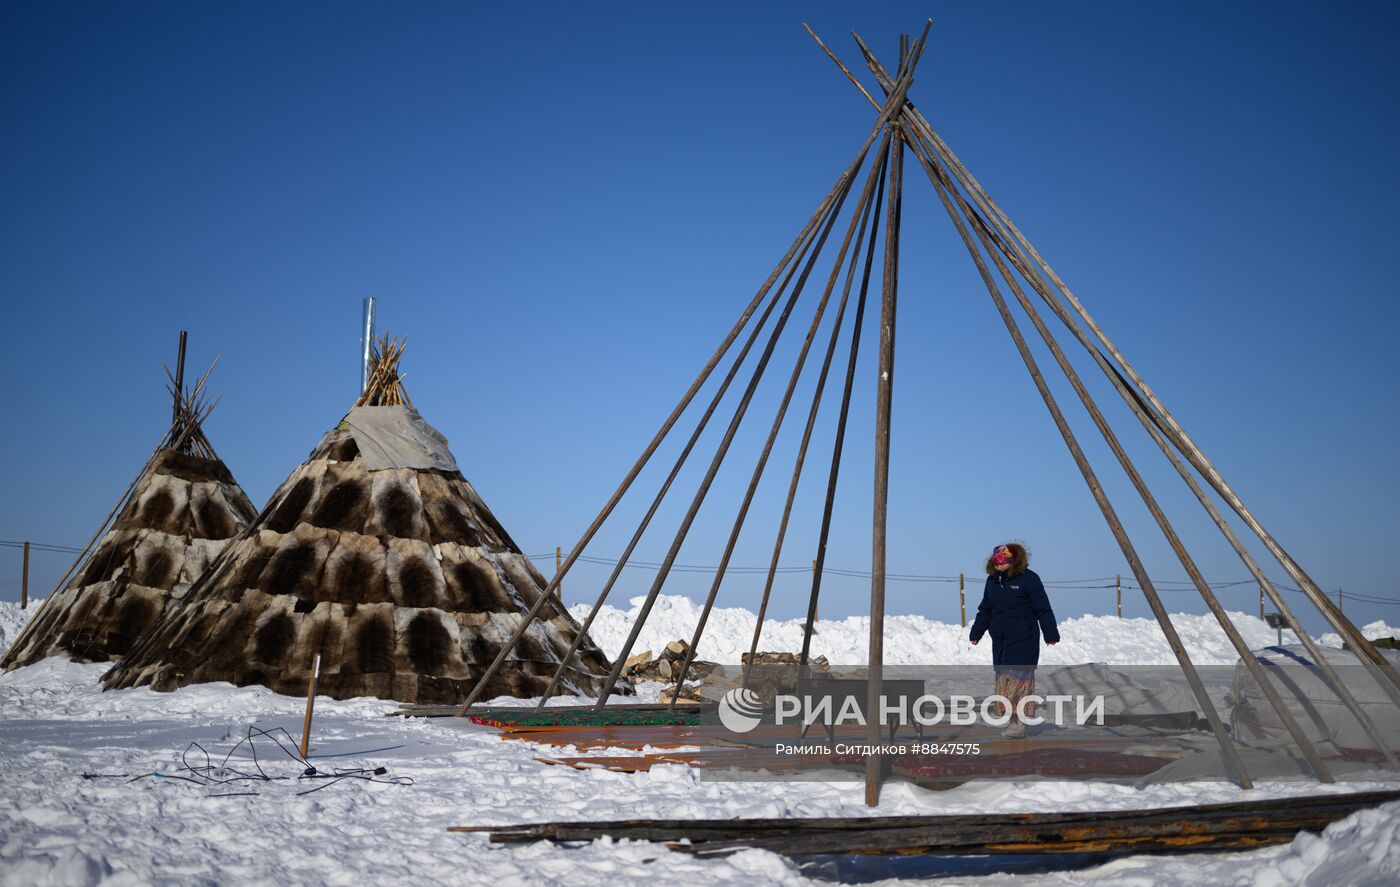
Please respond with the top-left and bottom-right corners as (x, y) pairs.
(457, 167), (854, 714)
(530, 208), (833, 709)
(670, 125), (894, 705)
(807, 37), (1400, 759)
(842, 36), (1400, 703)
(819, 27), (1399, 778)
(914, 137), (1331, 782)
(455, 39), (926, 717)
(452, 22), (1384, 803)
(906, 131), (1399, 766)
(865, 116), (903, 807)
(748, 143), (886, 692)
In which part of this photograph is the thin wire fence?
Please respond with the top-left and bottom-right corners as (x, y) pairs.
(3, 538), (1394, 616)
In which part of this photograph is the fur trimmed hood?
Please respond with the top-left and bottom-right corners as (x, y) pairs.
(985, 542), (1030, 577)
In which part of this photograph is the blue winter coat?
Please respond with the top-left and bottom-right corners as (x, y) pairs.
(969, 568), (1060, 669)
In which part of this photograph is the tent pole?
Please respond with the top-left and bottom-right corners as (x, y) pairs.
(901, 124), (1252, 788)
(897, 92), (1400, 696)
(758, 145), (886, 691)
(918, 135), (1332, 781)
(866, 124), (902, 808)
(458, 46), (926, 718)
(819, 32), (1395, 771)
(923, 141), (1400, 766)
(530, 210), (828, 711)
(671, 127), (893, 705)
(455, 129), (863, 717)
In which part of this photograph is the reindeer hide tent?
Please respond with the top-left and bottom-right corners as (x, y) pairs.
(103, 337), (619, 704)
(3, 335), (258, 670)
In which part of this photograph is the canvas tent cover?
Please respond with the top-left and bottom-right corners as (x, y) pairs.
(1228, 644), (1400, 751)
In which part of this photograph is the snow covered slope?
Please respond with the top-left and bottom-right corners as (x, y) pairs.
(2, 599), (1399, 886)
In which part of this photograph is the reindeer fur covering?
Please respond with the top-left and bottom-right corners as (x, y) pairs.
(2, 450), (257, 670)
(102, 422), (621, 704)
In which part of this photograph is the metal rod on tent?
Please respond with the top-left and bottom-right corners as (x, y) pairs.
(1117, 575), (1122, 618)
(866, 122), (903, 808)
(745, 141), (888, 690)
(922, 138), (1333, 781)
(959, 573), (965, 627)
(361, 297), (376, 394)
(898, 121), (1253, 789)
(672, 126), (895, 705)
(172, 331), (187, 446)
(454, 126), (867, 718)
(529, 205), (834, 712)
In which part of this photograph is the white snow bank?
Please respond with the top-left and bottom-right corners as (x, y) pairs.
(2, 602), (1399, 885)
(573, 594), (1306, 666)
(1318, 619), (1399, 650)
(1070, 800), (1400, 886)
(0, 598), (40, 654)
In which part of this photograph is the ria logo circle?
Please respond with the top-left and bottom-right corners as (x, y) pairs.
(718, 688), (765, 733)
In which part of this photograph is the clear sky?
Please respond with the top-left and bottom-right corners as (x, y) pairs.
(3, 1), (1398, 637)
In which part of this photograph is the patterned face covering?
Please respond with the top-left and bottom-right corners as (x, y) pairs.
(992, 546), (1013, 565)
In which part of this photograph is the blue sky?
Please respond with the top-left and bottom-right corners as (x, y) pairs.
(2, 1), (1398, 637)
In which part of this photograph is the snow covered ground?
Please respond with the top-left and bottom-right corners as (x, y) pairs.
(2, 598), (1398, 886)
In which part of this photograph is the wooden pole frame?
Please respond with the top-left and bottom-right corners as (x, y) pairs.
(673, 121), (896, 704)
(866, 120), (903, 807)
(455, 61), (921, 715)
(857, 46), (1400, 699)
(815, 28), (1396, 776)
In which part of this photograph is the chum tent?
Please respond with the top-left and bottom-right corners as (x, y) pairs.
(103, 336), (618, 704)
(3, 334), (257, 671)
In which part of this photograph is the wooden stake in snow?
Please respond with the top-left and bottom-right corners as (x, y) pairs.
(300, 654), (322, 760)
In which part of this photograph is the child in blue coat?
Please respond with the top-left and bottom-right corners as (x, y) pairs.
(970, 542), (1059, 739)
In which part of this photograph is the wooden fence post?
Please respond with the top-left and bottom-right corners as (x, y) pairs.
(555, 547), (563, 600)
(21, 541), (30, 609)
(1116, 574), (1121, 618)
(959, 572), (965, 627)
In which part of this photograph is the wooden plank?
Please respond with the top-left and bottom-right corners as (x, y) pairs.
(451, 790), (1400, 859)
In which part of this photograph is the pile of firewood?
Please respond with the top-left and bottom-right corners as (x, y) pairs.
(621, 640), (834, 704)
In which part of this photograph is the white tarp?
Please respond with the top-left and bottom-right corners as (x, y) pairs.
(1037, 661), (1201, 716)
(1228, 643), (1400, 749)
(340, 406), (460, 473)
